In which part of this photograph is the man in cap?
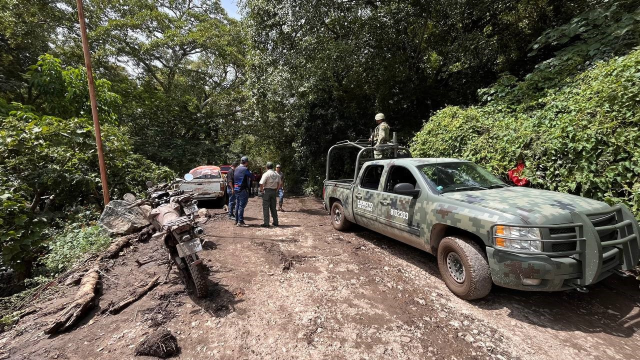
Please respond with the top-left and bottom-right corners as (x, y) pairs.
(227, 160), (240, 220)
(369, 113), (390, 159)
(233, 156), (252, 226)
(259, 162), (281, 227)
(276, 164), (285, 211)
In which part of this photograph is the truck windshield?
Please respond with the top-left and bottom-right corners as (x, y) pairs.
(417, 162), (506, 194)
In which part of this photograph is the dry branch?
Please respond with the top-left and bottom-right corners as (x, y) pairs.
(108, 276), (160, 315)
(45, 268), (100, 334)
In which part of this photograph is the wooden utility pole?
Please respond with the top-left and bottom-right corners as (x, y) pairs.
(76, 0), (110, 205)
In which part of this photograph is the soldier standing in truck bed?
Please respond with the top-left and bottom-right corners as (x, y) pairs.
(369, 113), (390, 159)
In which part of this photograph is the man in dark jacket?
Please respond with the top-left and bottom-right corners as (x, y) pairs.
(227, 160), (239, 219)
(233, 156), (252, 226)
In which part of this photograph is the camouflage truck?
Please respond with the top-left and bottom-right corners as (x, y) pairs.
(323, 139), (640, 300)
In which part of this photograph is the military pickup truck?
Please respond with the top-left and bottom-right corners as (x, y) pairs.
(323, 139), (640, 300)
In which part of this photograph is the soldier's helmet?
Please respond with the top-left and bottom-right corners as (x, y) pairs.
(375, 113), (385, 121)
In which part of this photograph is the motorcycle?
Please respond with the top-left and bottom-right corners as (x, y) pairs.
(136, 176), (209, 297)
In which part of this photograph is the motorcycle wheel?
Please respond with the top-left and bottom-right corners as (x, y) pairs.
(186, 255), (208, 298)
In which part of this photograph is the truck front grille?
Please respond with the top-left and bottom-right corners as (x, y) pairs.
(551, 242), (577, 252)
(547, 212), (620, 254)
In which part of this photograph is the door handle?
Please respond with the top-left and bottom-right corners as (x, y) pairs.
(355, 193), (363, 199)
(380, 199), (390, 205)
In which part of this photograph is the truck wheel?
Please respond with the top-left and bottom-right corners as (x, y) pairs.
(187, 256), (208, 298)
(331, 201), (352, 231)
(437, 236), (492, 300)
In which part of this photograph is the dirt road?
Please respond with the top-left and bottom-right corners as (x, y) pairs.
(2, 196), (640, 359)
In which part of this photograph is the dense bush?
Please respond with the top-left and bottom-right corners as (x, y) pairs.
(412, 1), (640, 213)
(0, 55), (175, 278)
(43, 225), (111, 274)
(411, 50), (640, 213)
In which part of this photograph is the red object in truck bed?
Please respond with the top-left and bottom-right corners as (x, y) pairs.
(219, 165), (232, 176)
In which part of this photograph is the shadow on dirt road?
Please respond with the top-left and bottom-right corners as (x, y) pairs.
(350, 224), (640, 339)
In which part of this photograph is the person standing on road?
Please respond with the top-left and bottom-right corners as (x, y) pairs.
(369, 113), (390, 159)
(233, 156), (252, 227)
(226, 161), (239, 220)
(252, 170), (261, 195)
(276, 164), (285, 211)
(259, 162), (281, 227)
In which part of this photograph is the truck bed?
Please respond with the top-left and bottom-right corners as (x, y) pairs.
(325, 179), (354, 186)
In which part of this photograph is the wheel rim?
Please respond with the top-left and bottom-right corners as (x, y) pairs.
(446, 252), (465, 283)
(333, 207), (342, 224)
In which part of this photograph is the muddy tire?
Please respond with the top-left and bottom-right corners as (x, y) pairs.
(187, 256), (208, 298)
(331, 201), (352, 231)
(437, 236), (492, 300)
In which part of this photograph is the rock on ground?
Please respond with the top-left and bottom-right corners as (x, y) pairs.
(99, 200), (151, 235)
(134, 328), (179, 358)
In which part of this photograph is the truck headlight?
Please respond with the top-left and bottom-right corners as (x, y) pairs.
(494, 226), (542, 252)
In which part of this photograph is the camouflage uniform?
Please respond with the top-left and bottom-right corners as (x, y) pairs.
(373, 121), (390, 159)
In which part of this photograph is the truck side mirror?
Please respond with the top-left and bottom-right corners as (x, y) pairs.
(393, 183), (420, 198)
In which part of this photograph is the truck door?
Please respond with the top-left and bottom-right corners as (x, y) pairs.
(353, 164), (385, 229)
(377, 165), (425, 250)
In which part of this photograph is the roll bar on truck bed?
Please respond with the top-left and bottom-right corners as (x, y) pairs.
(324, 133), (412, 183)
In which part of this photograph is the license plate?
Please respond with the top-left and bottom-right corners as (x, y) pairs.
(184, 203), (198, 215)
(176, 238), (203, 257)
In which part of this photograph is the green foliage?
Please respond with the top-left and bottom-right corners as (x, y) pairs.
(0, 0), (67, 100)
(0, 185), (47, 277)
(43, 225), (111, 274)
(412, 49), (640, 214)
(26, 54), (122, 124)
(243, 0), (599, 192)
(0, 107), (174, 275)
(86, 0), (248, 172)
(482, 0), (640, 106)
(0, 55), (174, 277)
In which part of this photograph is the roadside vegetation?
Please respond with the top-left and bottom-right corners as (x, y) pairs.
(411, 1), (640, 214)
(1, 0), (639, 319)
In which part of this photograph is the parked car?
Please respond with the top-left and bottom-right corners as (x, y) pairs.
(180, 166), (226, 207)
(323, 139), (640, 300)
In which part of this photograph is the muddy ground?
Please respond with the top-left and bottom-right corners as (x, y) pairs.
(1, 196), (640, 359)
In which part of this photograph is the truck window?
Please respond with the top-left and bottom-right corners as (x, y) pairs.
(417, 162), (504, 193)
(360, 165), (384, 190)
(385, 166), (417, 192)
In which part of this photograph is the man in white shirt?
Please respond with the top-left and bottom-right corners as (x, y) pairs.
(259, 162), (282, 227)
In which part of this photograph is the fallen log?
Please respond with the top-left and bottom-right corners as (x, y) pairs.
(45, 268), (100, 334)
(64, 271), (87, 286)
(97, 235), (133, 261)
(108, 276), (160, 315)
